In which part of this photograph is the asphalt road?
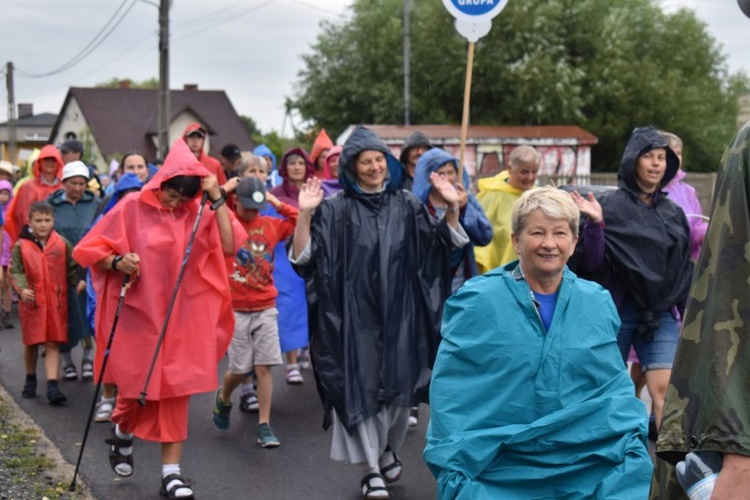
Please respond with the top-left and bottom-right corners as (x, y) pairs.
(0, 319), (438, 499)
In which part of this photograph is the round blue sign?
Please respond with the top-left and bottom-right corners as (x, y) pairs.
(450, 0), (496, 16)
(442, 0), (509, 24)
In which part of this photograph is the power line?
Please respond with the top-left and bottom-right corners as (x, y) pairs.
(171, 0), (249, 28)
(285, 0), (345, 17)
(173, 0), (275, 41)
(16, 0), (137, 78)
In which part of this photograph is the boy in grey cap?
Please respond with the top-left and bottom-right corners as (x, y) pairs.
(212, 176), (299, 448)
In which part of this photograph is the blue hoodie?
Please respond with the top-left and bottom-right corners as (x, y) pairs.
(253, 144), (282, 188)
(102, 173), (145, 215)
(412, 148), (492, 289)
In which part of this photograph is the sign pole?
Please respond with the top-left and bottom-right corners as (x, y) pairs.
(458, 42), (475, 182)
(442, 0), (509, 182)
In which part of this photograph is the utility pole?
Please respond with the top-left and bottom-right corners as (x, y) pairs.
(403, 0), (411, 126)
(6, 62), (16, 164)
(158, 0), (170, 160)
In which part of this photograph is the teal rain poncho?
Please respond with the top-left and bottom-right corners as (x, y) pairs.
(424, 263), (653, 499)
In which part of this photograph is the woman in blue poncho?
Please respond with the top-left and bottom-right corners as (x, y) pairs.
(424, 186), (652, 499)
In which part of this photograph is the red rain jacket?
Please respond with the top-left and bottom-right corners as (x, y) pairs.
(6, 145), (63, 241)
(182, 122), (227, 185)
(15, 231), (70, 345)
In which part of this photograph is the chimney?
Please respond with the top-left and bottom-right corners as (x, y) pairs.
(183, 84), (198, 91)
(119, 80), (131, 89)
(17, 103), (33, 119)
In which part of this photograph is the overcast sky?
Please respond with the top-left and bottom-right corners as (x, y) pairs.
(1, 0), (748, 136)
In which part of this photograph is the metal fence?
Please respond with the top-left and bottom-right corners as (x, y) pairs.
(539, 172), (717, 215)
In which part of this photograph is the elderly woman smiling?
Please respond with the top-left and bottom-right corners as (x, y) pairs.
(424, 186), (653, 500)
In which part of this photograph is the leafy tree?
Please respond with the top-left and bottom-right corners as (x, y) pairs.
(96, 77), (159, 89)
(239, 115), (301, 160)
(291, 0), (749, 171)
(240, 114), (262, 138)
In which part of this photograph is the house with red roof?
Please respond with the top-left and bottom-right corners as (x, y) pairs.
(49, 83), (254, 170)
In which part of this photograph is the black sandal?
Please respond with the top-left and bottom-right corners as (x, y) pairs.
(361, 473), (389, 499)
(379, 448), (402, 483)
(105, 427), (134, 477)
(160, 473), (194, 499)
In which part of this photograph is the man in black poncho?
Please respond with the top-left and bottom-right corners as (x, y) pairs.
(290, 126), (468, 500)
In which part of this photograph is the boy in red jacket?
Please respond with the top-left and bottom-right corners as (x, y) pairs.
(11, 201), (79, 405)
(213, 176), (298, 448)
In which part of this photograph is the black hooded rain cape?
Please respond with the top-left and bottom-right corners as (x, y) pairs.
(598, 126), (693, 318)
(293, 126), (453, 432)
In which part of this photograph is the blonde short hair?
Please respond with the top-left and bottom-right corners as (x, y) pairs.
(509, 145), (542, 169)
(238, 154), (267, 175)
(511, 186), (580, 237)
(660, 131), (683, 150)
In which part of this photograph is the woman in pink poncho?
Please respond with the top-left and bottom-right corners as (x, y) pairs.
(73, 139), (243, 499)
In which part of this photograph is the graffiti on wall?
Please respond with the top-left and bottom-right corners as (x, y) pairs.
(388, 143), (591, 183)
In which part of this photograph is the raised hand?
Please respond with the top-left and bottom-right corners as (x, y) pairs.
(570, 190), (603, 223)
(454, 183), (468, 208)
(201, 174), (221, 201)
(429, 172), (459, 207)
(298, 177), (324, 212)
(222, 176), (242, 194)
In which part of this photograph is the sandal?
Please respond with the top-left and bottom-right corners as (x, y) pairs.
(160, 473), (194, 499)
(361, 473), (389, 499)
(105, 427), (134, 477)
(95, 399), (114, 422)
(285, 366), (304, 385)
(81, 360), (95, 381)
(379, 448), (402, 483)
(62, 364), (78, 381)
(239, 392), (259, 413)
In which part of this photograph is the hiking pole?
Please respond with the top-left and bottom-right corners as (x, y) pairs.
(69, 274), (131, 492)
(137, 191), (209, 406)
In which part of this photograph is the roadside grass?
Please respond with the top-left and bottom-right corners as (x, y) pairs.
(0, 397), (72, 499)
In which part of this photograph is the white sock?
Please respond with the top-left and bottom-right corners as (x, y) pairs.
(111, 424), (134, 476)
(162, 463), (180, 477)
(379, 448), (401, 481)
(380, 449), (395, 468)
(162, 464), (192, 498)
(114, 424), (133, 455)
(361, 465), (388, 498)
(100, 396), (115, 405)
(287, 363), (300, 371)
(240, 383), (255, 396)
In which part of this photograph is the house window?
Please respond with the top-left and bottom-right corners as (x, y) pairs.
(65, 132), (77, 140)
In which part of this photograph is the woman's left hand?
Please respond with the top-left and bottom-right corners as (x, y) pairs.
(429, 172), (459, 207)
(202, 175), (222, 201)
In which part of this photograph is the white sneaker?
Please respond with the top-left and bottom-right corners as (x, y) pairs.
(286, 366), (303, 385)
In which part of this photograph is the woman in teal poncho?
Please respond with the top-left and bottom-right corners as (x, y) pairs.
(424, 186), (653, 499)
